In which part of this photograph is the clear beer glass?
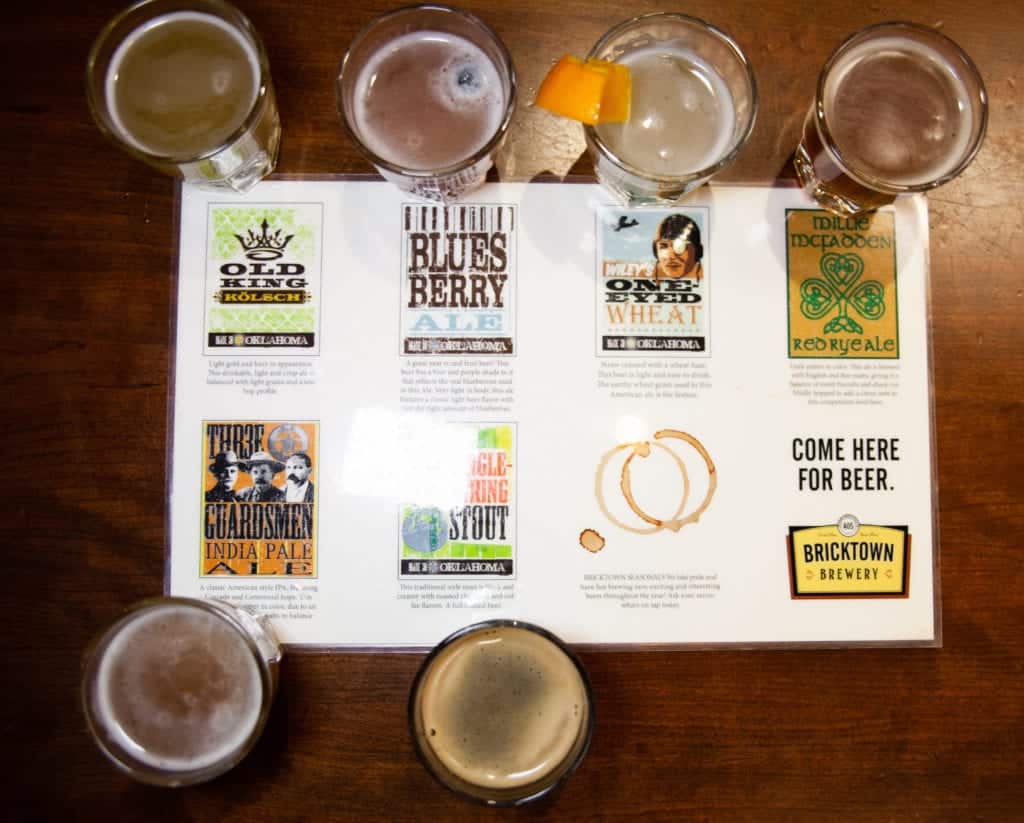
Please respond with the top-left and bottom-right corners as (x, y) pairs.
(584, 13), (758, 205)
(81, 597), (282, 786)
(794, 22), (988, 216)
(337, 4), (517, 203)
(86, 0), (281, 193)
(409, 619), (594, 806)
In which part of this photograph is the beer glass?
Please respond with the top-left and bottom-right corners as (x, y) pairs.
(87, 0), (281, 193)
(409, 619), (594, 805)
(337, 5), (517, 203)
(794, 22), (988, 216)
(81, 597), (282, 786)
(584, 13), (758, 205)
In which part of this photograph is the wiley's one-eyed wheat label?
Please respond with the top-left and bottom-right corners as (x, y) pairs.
(204, 204), (323, 354)
(786, 210), (898, 359)
(596, 206), (710, 356)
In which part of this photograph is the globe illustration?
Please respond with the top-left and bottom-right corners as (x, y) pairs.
(402, 507), (448, 554)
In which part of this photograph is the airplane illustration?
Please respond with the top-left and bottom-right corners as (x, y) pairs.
(612, 216), (639, 232)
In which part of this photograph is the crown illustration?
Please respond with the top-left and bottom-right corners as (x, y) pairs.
(234, 220), (294, 260)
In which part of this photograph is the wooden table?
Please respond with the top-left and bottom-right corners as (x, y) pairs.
(5, 1), (1022, 819)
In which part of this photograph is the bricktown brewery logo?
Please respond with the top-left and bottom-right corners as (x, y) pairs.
(400, 204), (515, 355)
(787, 515), (910, 598)
(204, 204), (323, 353)
(786, 210), (899, 359)
(597, 206), (709, 356)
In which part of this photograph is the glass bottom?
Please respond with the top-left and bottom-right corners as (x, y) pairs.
(588, 142), (709, 206)
(379, 156), (493, 204)
(793, 112), (896, 216)
(183, 103), (281, 194)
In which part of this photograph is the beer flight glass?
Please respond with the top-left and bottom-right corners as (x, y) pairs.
(583, 13), (758, 205)
(794, 22), (988, 216)
(409, 620), (595, 805)
(87, 0), (280, 193)
(337, 4), (517, 203)
(82, 597), (282, 786)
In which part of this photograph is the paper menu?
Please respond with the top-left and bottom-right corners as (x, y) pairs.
(169, 180), (937, 647)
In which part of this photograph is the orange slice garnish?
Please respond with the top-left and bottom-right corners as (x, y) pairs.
(534, 55), (631, 125)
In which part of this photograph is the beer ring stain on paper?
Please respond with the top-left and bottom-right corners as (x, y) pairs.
(579, 528), (606, 553)
(593, 428), (717, 539)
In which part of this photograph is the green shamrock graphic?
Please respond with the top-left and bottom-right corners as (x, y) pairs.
(800, 252), (885, 335)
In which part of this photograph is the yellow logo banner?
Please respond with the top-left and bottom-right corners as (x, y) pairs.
(788, 523), (909, 597)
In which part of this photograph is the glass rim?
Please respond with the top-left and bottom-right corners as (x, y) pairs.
(583, 11), (759, 186)
(336, 3), (518, 180)
(407, 618), (595, 806)
(85, 0), (273, 166)
(813, 20), (989, 195)
(80, 596), (278, 787)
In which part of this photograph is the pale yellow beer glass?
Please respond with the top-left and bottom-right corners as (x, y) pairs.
(87, 0), (280, 193)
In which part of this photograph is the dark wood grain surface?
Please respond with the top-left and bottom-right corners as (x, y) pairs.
(3, 1), (1022, 820)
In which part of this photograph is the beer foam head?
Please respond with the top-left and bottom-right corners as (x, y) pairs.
(415, 625), (590, 793)
(92, 603), (263, 774)
(433, 49), (503, 112)
(349, 30), (507, 170)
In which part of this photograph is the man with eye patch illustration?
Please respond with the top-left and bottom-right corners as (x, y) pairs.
(651, 214), (704, 281)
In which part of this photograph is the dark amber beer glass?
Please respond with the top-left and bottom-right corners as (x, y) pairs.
(794, 22), (987, 215)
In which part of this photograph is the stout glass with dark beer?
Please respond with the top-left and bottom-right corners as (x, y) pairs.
(409, 620), (594, 805)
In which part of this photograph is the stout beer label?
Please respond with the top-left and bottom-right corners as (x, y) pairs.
(203, 204), (323, 353)
(787, 520), (910, 598)
(596, 206), (710, 356)
(201, 420), (319, 576)
(401, 204), (516, 355)
(785, 210), (899, 359)
(399, 423), (516, 578)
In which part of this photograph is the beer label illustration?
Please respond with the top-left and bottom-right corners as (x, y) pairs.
(401, 204), (516, 355)
(597, 206), (709, 356)
(201, 420), (318, 576)
(590, 427), (716, 550)
(400, 424), (515, 577)
(786, 210), (898, 359)
(787, 516), (910, 598)
(204, 203), (323, 353)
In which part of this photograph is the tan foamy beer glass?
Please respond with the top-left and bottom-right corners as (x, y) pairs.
(794, 22), (988, 215)
(337, 4), (517, 202)
(86, 0), (280, 192)
(409, 620), (594, 805)
(82, 597), (282, 786)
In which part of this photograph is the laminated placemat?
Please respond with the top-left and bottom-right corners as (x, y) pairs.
(167, 179), (938, 648)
